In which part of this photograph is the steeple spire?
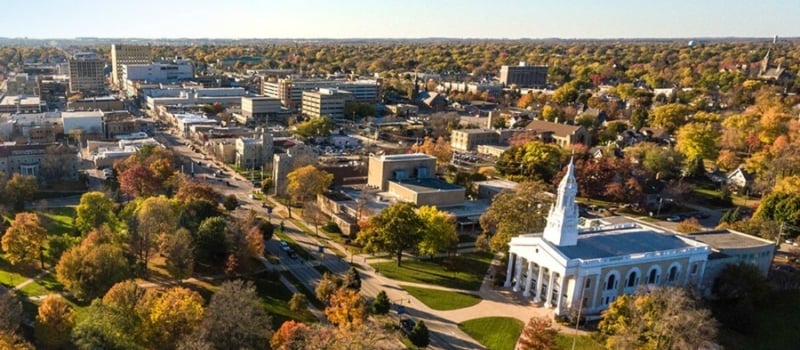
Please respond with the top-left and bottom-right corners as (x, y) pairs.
(542, 157), (579, 246)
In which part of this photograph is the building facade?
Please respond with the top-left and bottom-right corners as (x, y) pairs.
(0, 143), (79, 181)
(500, 62), (548, 88)
(235, 128), (273, 169)
(122, 59), (194, 88)
(272, 143), (317, 196)
(264, 79), (381, 108)
(68, 52), (105, 95)
(111, 44), (152, 88)
(240, 96), (281, 124)
(301, 88), (354, 119)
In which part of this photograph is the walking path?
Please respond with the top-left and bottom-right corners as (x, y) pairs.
(12, 269), (52, 292)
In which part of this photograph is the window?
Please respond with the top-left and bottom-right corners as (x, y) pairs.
(606, 274), (616, 291)
(691, 263), (698, 274)
(585, 278), (591, 289)
(627, 271), (638, 287)
(648, 269), (658, 284)
(668, 266), (679, 282)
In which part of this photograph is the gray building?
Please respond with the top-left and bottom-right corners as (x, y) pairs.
(68, 52), (106, 95)
(500, 62), (548, 88)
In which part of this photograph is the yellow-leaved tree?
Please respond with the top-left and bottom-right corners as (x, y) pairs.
(324, 288), (366, 331)
(2, 212), (48, 268)
(35, 294), (76, 349)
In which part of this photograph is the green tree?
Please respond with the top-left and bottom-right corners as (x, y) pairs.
(4, 174), (38, 211)
(35, 294), (76, 350)
(755, 192), (800, 228)
(417, 205), (457, 257)
(598, 287), (717, 350)
(195, 216), (229, 263)
(164, 228), (195, 281)
(56, 242), (130, 301)
(315, 272), (343, 303)
(356, 202), (424, 266)
(72, 299), (144, 350)
(75, 191), (117, 234)
(294, 116), (334, 139)
(623, 142), (684, 179)
(132, 196), (179, 268)
(371, 290), (391, 315)
(223, 194), (239, 211)
(675, 122), (721, 161)
(495, 141), (563, 183)
(408, 320), (430, 348)
(649, 103), (692, 131)
(479, 181), (552, 252)
(197, 280), (273, 349)
(2, 212), (48, 267)
(286, 165), (333, 204)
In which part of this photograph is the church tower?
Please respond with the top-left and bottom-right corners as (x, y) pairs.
(542, 158), (579, 246)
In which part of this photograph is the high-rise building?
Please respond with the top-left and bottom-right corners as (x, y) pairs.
(499, 62), (548, 88)
(111, 44), (152, 88)
(68, 52), (105, 95)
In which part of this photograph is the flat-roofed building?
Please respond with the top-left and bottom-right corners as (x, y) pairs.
(368, 153), (437, 191)
(240, 96), (281, 124)
(67, 96), (125, 111)
(122, 59), (194, 90)
(68, 52), (106, 95)
(111, 44), (152, 88)
(500, 62), (548, 88)
(62, 110), (104, 135)
(301, 88), (354, 119)
(0, 96), (45, 113)
(235, 128), (273, 169)
(264, 78), (381, 108)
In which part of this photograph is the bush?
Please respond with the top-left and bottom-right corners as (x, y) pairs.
(408, 320), (430, 347)
(323, 221), (341, 234)
(223, 195), (238, 211)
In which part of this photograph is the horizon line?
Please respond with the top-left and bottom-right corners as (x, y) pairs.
(1, 36), (797, 41)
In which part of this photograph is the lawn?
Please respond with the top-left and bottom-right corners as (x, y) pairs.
(251, 272), (318, 329)
(18, 272), (63, 298)
(38, 207), (77, 236)
(459, 317), (524, 350)
(0, 255), (42, 289)
(713, 291), (800, 350)
(555, 333), (604, 350)
(401, 285), (481, 311)
(370, 252), (494, 291)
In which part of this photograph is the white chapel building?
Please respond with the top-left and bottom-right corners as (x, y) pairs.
(505, 159), (713, 317)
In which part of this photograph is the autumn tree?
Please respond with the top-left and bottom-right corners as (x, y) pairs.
(3, 173), (38, 211)
(132, 196), (179, 268)
(196, 280), (273, 349)
(495, 141), (563, 183)
(0, 330), (35, 350)
(371, 290), (391, 315)
(480, 181), (552, 252)
(324, 288), (367, 331)
(623, 142), (684, 179)
(270, 320), (312, 350)
(56, 241), (130, 301)
(417, 205), (458, 257)
(2, 212), (47, 267)
(598, 287), (717, 350)
(286, 165), (333, 204)
(675, 122), (721, 162)
(410, 136), (452, 165)
(293, 116), (334, 139)
(517, 316), (557, 350)
(164, 228), (195, 280)
(676, 217), (703, 233)
(649, 103), (692, 131)
(0, 290), (22, 333)
(289, 293), (309, 314)
(315, 272), (343, 303)
(174, 178), (219, 203)
(143, 287), (205, 349)
(35, 294), (76, 350)
(118, 163), (160, 199)
(75, 191), (117, 234)
(356, 201), (424, 266)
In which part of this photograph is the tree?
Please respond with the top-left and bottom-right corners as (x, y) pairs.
(495, 141), (563, 183)
(222, 194), (239, 211)
(270, 320), (311, 350)
(0, 330), (35, 350)
(0, 290), (22, 333)
(164, 228), (194, 281)
(517, 316), (557, 350)
(197, 280), (273, 349)
(2, 212), (48, 267)
(75, 191), (117, 234)
(675, 122), (721, 161)
(356, 202), (424, 266)
(371, 290), (391, 315)
(480, 181), (552, 252)
(72, 299), (143, 350)
(244, 225), (265, 259)
(417, 205), (457, 257)
(343, 267), (361, 291)
(286, 165), (333, 204)
(289, 293), (309, 314)
(118, 164), (159, 199)
(623, 142), (684, 179)
(35, 294), (75, 350)
(324, 288), (366, 331)
(133, 196), (179, 268)
(195, 216), (229, 263)
(408, 320), (430, 348)
(178, 199), (221, 233)
(676, 217), (703, 233)
(755, 191), (800, 228)
(40, 145), (77, 182)
(294, 116), (334, 139)
(143, 287), (205, 349)
(4, 174), (37, 211)
(302, 202), (327, 236)
(598, 287), (718, 350)
(410, 136), (452, 164)
(649, 103), (691, 131)
(174, 178), (219, 203)
(315, 272), (343, 303)
(56, 242), (130, 301)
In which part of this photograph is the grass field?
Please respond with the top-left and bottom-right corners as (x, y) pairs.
(459, 317), (524, 350)
(251, 273), (318, 329)
(401, 285), (481, 311)
(370, 252), (493, 291)
(555, 333), (604, 350)
(39, 207), (77, 235)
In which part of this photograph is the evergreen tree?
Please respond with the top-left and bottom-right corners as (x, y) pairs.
(343, 267), (361, 291)
(408, 320), (430, 348)
(371, 290), (391, 315)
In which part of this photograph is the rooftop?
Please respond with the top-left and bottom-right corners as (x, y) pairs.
(373, 153), (435, 162)
(525, 119), (582, 136)
(683, 229), (774, 249)
(388, 178), (463, 193)
(0, 96), (42, 106)
(557, 224), (697, 260)
(61, 111), (104, 118)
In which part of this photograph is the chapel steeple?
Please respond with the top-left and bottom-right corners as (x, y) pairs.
(542, 158), (579, 246)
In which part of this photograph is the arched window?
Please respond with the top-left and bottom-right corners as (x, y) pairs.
(648, 268), (658, 284)
(606, 274), (616, 290)
(668, 265), (679, 282)
(627, 270), (638, 287)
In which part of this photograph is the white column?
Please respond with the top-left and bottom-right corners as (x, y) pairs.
(523, 262), (535, 297)
(555, 274), (568, 315)
(545, 271), (556, 307)
(512, 257), (523, 292)
(504, 253), (515, 287)
(533, 266), (545, 303)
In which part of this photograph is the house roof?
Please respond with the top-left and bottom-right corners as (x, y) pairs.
(557, 226), (697, 260)
(727, 168), (753, 182)
(524, 120), (582, 137)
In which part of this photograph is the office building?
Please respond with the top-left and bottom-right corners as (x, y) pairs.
(240, 96), (281, 124)
(121, 59), (194, 89)
(500, 62), (548, 88)
(68, 52), (105, 95)
(301, 88), (354, 119)
(111, 44), (152, 88)
(263, 79), (381, 108)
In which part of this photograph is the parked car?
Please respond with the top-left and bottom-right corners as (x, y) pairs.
(665, 215), (683, 222)
(279, 241), (291, 252)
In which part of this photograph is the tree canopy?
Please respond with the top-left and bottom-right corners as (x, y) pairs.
(356, 202), (424, 266)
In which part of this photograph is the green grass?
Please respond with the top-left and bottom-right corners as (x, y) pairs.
(713, 291), (800, 350)
(459, 317), (524, 350)
(370, 252), (493, 291)
(17, 272), (63, 298)
(281, 271), (324, 309)
(0, 255), (41, 289)
(555, 333), (604, 350)
(251, 272), (318, 329)
(401, 285), (481, 310)
(38, 207), (76, 235)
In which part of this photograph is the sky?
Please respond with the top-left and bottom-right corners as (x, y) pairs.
(4, 0), (799, 39)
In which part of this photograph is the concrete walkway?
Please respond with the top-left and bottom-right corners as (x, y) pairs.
(12, 269), (52, 292)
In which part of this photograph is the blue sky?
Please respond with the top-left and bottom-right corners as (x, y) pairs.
(5, 0), (799, 39)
